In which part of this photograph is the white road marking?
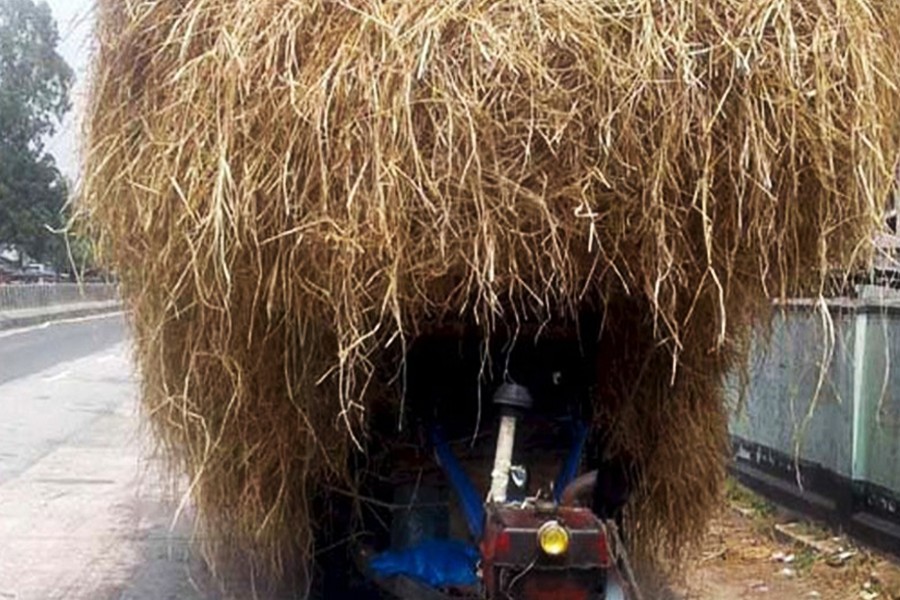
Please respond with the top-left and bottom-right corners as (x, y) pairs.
(43, 370), (73, 382)
(95, 352), (125, 364)
(0, 311), (125, 340)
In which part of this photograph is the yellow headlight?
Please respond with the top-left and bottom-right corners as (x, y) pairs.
(537, 520), (570, 556)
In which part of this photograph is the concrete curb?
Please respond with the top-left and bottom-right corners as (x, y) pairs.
(0, 301), (123, 332)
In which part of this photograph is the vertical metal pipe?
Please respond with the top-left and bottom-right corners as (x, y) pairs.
(489, 414), (518, 503)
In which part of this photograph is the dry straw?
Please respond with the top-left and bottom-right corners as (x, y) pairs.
(80, 0), (900, 588)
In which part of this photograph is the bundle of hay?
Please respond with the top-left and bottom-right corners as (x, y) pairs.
(80, 0), (900, 588)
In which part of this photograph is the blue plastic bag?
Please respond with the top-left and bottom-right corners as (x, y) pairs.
(369, 539), (479, 588)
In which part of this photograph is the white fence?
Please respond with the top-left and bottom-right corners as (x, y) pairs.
(0, 283), (118, 310)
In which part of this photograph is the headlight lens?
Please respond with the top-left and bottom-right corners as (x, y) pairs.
(537, 520), (570, 556)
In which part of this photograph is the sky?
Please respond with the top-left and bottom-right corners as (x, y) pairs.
(42, 0), (94, 183)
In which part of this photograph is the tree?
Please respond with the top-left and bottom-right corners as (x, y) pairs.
(0, 0), (72, 267)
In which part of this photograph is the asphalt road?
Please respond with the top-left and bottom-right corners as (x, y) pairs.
(0, 315), (224, 600)
(0, 313), (127, 385)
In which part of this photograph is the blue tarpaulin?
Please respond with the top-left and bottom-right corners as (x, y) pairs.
(369, 539), (479, 588)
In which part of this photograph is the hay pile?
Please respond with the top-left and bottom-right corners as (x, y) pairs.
(80, 0), (900, 588)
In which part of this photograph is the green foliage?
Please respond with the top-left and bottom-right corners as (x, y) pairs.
(0, 0), (72, 265)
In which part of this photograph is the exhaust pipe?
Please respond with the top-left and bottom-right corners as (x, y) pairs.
(488, 383), (533, 504)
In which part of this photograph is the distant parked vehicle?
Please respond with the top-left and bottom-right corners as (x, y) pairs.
(19, 264), (59, 284)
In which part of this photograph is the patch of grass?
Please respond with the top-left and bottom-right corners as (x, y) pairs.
(726, 478), (776, 518)
(792, 548), (818, 574)
(791, 520), (830, 541)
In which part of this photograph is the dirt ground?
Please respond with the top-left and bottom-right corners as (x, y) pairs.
(676, 483), (900, 600)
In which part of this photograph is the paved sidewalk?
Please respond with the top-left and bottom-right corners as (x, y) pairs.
(0, 300), (122, 331)
(0, 344), (209, 600)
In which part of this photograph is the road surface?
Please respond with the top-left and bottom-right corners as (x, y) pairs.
(0, 314), (216, 600)
(0, 312), (126, 386)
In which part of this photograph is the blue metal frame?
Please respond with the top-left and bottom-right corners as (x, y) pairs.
(430, 427), (485, 540)
(553, 420), (589, 504)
